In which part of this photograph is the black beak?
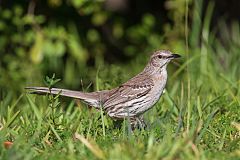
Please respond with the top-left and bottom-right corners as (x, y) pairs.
(170, 54), (181, 59)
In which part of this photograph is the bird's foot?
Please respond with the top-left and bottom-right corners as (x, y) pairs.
(130, 116), (147, 130)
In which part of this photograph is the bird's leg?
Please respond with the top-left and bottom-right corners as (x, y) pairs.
(137, 115), (147, 129)
(130, 115), (146, 130)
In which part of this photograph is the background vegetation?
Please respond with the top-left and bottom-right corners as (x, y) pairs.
(0, 0), (240, 159)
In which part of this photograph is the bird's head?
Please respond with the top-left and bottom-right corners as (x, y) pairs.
(149, 50), (181, 69)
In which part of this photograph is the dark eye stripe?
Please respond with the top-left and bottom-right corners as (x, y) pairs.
(157, 55), (167, 59)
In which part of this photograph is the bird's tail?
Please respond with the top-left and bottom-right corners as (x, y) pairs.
(25, 87), (101, 108)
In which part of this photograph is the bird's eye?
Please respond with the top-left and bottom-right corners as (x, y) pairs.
(158, 55), (163, 59)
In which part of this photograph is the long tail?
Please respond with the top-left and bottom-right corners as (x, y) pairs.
(25, 87), (101, 108)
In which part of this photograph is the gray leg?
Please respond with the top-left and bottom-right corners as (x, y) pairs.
(130, 116), (146, 130)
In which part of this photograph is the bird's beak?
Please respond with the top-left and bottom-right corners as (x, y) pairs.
(169, 54), (181, 59)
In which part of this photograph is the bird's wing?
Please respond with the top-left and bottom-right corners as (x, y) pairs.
(103, 73), (154, 110)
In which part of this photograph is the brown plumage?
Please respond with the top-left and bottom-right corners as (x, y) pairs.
(26, 50), (180, 129)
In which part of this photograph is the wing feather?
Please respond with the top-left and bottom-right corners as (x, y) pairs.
(103, 73), (154, 111)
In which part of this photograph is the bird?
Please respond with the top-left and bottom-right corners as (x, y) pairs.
(26, 50), (181, 129)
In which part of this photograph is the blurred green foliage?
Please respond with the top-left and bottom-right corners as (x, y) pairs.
(0, 0), (189, 96)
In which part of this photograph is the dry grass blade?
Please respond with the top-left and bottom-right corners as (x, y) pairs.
(74, 132), (105, 159)
(231, 122), (240, 131)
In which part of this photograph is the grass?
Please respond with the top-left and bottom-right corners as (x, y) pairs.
(0, 44), (240, 159)
(1, 3), (240, 160)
